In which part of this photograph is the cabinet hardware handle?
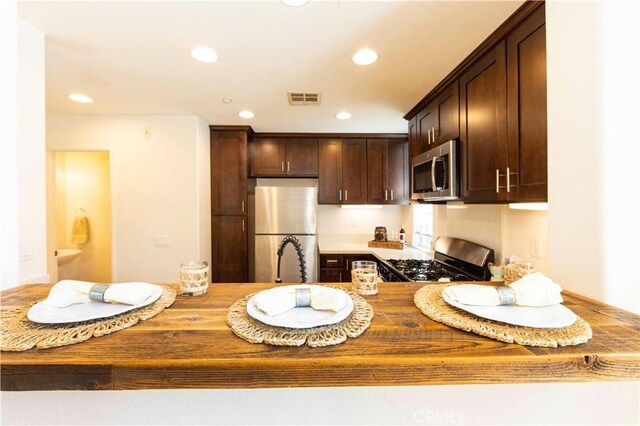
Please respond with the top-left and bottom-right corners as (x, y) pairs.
(496, 169), (500, 193)
(385, 190), (388, 201)
(506, 167), (510, 193)
(390, 190), (394, 200)
(281, 161), (285, 172)
(242, 200), (245, 212)
(287, 161), (290, 172)
(345, 190), (348, 201)
(339, 190), (342, 201)
(327, 259), (338, 264)
(339, 272), (342, 282)
(432, 127), (436, 144)
(427, 128), (431, 145)
(242, 219), (245, 232)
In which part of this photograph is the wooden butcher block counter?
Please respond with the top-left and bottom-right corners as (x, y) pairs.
(1, 282), (639, 391)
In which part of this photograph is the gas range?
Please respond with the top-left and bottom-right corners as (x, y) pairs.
(378, 237), (494, 283)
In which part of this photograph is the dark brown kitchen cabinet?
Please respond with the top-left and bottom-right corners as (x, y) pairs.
(318, 138), (367, 204)
(319, 253), (376, 282)
(211, 215), (247, 283)
(211, 129), (249, 215)
(211, 126), (250, 283)
(460, 5), (547, 203)
(460, 42), (508, 203)
(506, 5), (547, 201)
(367, 138), (409, 204)
(251, 137), (318, 177)
(414, 81), (459, 156)
(405, 1), (546, 204)
(434, 81), (460, 145)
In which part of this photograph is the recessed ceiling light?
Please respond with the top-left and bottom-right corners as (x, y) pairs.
(222, 98), (232, 104)
(352, 49), (379, 66)
(238, 110), (255, 119)
(336, 111), (352, 120)
(190, 46), (219, 63)
(281, 0), (309, 6)
(68, 93), (93, 103)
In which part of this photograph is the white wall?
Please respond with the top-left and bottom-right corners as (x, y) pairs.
(196, 117), (212, 278)
(318, 205), (408, 238)
(0, 1), (19, 289)
(433, 205), (548, 274)
(47, 115), (210, 283)
(16, 19), (48, 285)
(547, 1), (639, 313)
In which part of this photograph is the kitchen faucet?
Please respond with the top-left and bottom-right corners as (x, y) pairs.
(275, 235), (307, 283)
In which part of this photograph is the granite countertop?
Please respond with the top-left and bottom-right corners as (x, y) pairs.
(318, 233), (429, 260)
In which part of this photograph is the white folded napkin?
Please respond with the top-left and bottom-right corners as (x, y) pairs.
(42, 280), (159, 308)
(443, 272), (564, 307)
(253, 286), (347, 317)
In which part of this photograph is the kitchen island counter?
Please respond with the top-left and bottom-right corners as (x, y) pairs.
(1, 282), (639, 391)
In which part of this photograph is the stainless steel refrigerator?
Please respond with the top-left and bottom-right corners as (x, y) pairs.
(254, 186), (318, 283)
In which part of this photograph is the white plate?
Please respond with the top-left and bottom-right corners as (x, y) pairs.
(27, 284), (164, 324)
(442, 291), (577, 328)
(246, 285), (354, 329)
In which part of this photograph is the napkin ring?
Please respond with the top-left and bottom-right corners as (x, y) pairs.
(295, 288), (311, 307)
(89, 284), (110, 302)
(496, 286), (516, 305)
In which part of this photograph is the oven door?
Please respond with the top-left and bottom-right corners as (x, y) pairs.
(411, 140), (459, 201)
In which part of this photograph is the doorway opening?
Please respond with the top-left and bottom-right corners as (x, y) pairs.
(47, 151), (112, 283)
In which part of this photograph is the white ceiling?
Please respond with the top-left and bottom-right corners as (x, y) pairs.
(18, 0), (524, 133)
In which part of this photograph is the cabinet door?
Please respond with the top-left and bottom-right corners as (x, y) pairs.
(435, 80), (460, 145)
(507, 5), (547, 201)
(387, 138), (409, 204)
(366, 139), (388, 204)
(211, 131), (247, 215)
(408, 115), (419, 160)
(252, 138), (286, 176)
(459, 41), (508, 203)
(211, 215), (248, 283)
(417, 107), (436, 154)
(319, 269), (343, 283)
(341, 139), (368, 204)
(286, 138), (319, 177)
(318, 139), (343, 204)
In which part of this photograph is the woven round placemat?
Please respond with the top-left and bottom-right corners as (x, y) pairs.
(227, 286), (374, 347)
(0, 286), (176, 351)
(414, 284), (592, 347)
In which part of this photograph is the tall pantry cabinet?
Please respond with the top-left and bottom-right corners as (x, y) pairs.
(210, 126), (251, 283)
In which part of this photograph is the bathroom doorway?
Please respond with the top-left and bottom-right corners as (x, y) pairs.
(46, 151), (112, 283)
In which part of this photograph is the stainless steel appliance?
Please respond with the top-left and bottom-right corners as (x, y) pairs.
(411, 139), (459, 202)
(382, 237), (494, 282)
(254, 186), (318, 283)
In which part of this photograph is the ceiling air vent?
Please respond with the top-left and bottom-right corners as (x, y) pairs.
(287, 92), (321, 106)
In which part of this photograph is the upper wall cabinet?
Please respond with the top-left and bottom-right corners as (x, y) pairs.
(367, 138), (409, 205)
(251, 137), (319, 177)
(318, 138), (368, 204)
(411, 81), (460, 159)
(506, 5), (547, 201)
(405, 1), (547, 203)
(460, 42), (508, 202)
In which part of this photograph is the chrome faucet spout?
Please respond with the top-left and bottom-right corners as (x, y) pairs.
(275, 235), (307, 283)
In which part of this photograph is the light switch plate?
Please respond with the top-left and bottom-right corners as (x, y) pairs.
(154, 235), (170, 248)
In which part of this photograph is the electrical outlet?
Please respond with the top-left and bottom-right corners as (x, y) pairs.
(154, 235), (170, 248)
(143, 127), (151, 139)
(530, 238), (542, 259)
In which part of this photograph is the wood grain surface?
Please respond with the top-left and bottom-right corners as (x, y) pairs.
(1, 282), (639, 391)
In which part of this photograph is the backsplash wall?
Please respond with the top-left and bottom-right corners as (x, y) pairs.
(317, 205), (408, 236)
(433, 204), (549, 274)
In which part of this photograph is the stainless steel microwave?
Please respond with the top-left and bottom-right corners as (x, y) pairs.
(411, 139), (459, 202)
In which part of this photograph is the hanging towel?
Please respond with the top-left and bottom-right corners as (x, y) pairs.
(70, 209), (89, 244)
